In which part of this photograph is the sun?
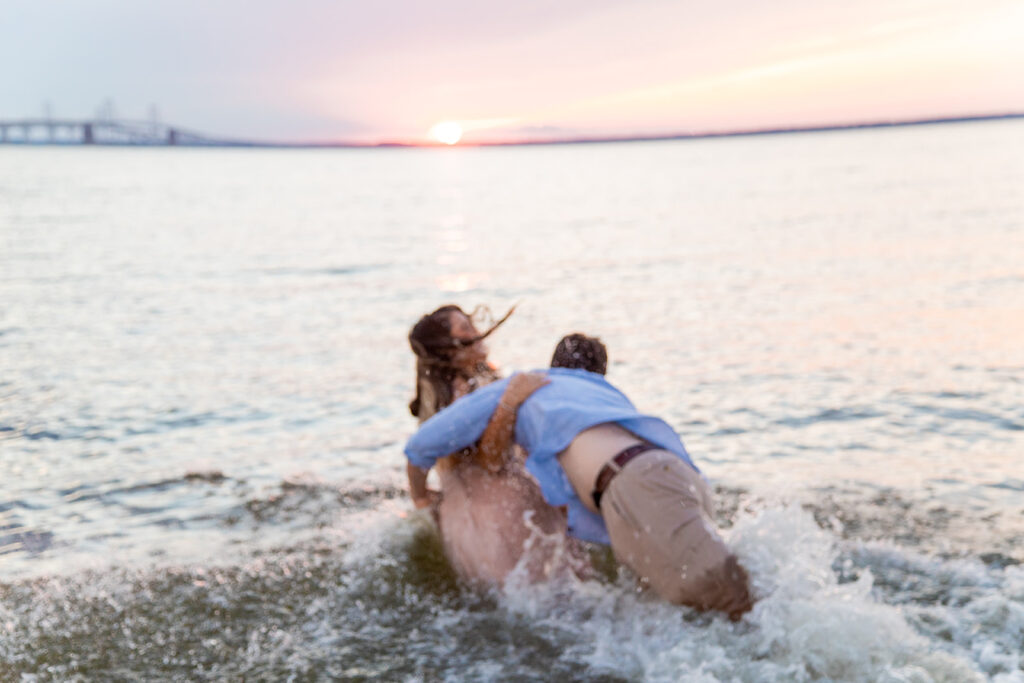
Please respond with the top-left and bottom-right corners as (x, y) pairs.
(430, 121), (463, 145)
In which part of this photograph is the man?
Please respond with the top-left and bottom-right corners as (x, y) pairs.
(405, 335), (753, 619)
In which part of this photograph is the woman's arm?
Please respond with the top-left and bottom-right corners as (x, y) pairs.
(477, 372), (549, 472)
(407, 462), (440, 509)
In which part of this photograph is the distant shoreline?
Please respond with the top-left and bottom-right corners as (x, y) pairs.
(2, 111), (1021, 149)
(454, 112), (1024, 149)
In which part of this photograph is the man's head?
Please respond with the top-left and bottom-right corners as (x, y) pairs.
(550, 333), (608, 375)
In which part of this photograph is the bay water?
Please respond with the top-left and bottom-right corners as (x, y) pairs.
(2, 119), (1023, 680)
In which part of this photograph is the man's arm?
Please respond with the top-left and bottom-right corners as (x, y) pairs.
(403, 377), (510, 506)
(405, 379), (507, 469)
(477, 372), (549, 472)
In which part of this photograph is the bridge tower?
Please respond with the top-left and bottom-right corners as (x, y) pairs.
(83, 123), (94, 144)
(43, 101), (54, 142)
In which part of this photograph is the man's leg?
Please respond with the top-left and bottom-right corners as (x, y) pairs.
(600, 450), (752, 619)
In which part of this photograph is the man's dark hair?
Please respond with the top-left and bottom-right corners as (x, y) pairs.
(550, 333), (608, 375)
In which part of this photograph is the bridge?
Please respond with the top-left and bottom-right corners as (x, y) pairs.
(0, 119), (243, 146)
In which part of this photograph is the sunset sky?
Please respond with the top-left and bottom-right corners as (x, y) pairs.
(2, 0), (1022, 144)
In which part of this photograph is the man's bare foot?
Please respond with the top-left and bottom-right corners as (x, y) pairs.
(699, 554), (754, 621)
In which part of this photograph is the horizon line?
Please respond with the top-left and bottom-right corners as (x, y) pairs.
(322, 111), (1024, 148)
(422, 111), (1024, 149)
(3, 111), (1022, 149)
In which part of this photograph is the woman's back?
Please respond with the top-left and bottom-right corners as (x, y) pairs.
(436, 453), (577, 585)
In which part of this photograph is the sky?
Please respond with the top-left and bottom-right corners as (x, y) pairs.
(2, 0), (1022, 144)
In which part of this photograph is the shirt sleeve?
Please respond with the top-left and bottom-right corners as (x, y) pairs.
(404, 378), (509, 470)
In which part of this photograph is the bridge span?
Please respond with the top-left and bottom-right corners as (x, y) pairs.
(0, 119), (240, 146)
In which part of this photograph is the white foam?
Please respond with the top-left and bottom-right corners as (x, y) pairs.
(495, 503), (987, 682)
(850, 540), (1024, 680)
(5, 498), (1017, 681)
(328, 495), (1017, 681)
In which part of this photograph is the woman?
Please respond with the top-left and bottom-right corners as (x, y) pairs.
(406, 305), (583, 586)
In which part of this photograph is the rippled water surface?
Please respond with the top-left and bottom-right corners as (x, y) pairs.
(2, 120), (1023, 681)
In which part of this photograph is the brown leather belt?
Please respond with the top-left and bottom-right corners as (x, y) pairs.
(591, 443), (660, 510)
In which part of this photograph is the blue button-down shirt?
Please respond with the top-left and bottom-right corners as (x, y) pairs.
(404, 367), (699, 544)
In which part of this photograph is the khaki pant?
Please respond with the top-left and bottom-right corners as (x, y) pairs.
(600, 450), (751, 617)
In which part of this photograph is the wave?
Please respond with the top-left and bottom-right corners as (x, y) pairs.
(2, 500), (1020, 681)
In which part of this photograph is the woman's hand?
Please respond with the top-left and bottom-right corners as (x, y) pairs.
(502, 372), (549, 408)
(412, 488), (441, 510)
(407, 462), (440, 512)
(476, 373), (549, 472)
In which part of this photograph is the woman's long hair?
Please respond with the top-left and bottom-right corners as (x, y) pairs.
(408, 305), (463, 422)
(407, 304), (507, 423)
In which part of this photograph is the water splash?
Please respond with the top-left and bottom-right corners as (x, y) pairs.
(493, 504), (987, 681)
(1, 501), (1018, 681)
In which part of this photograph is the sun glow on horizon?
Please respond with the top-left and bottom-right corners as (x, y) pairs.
(430, 121), (463, 145)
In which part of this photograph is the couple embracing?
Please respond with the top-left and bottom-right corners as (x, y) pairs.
(404, 304), (752, 620)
